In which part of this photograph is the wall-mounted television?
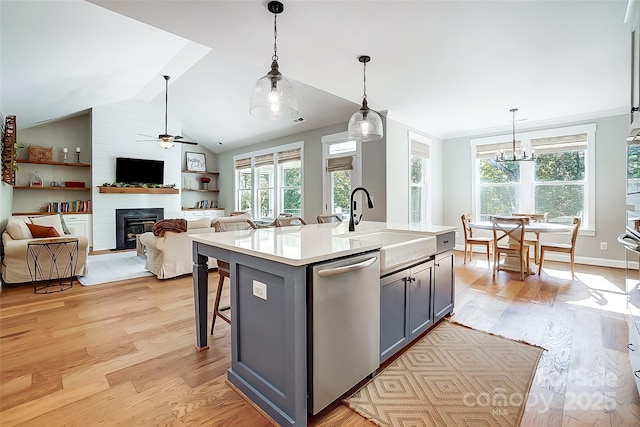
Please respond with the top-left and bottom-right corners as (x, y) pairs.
(115, 157), (164, 185)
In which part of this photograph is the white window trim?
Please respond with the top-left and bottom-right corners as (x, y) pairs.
(321, 131), (362, 215)
(470, 123), (596, 235)
(408, 131), (432, 225)
(233, 141), (304, 220)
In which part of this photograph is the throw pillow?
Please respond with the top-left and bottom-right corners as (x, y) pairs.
(29, 214), (65, 236)
(6, 219), (33, 240)
(58, 213), (71, 234)
(26, 223), (60, 238)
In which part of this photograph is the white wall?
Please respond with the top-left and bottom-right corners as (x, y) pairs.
(443, 113), (628, 266)
(91, 99), (183, 250)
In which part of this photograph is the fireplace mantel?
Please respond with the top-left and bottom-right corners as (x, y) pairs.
(98, 187), (179, 194)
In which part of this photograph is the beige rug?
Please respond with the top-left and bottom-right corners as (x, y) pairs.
(344, 321), (544, 427)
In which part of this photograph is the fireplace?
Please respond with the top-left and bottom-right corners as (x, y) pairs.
(115, 208), (164, 250)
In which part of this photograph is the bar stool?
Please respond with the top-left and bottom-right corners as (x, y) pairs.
(210, 218), (257, 335)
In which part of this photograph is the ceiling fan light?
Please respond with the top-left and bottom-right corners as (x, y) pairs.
(348, 102), (384, 142)
(158, 139), (174, 149)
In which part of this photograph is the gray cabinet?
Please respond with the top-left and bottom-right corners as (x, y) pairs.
(434, 250), (455, 321)
(380, 231), (456, 363)
(380, 259), (434, 363)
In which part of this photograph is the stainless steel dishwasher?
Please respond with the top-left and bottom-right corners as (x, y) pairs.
(309, 251), (380, 415)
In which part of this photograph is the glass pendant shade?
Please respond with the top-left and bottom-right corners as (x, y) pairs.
(250, 60), (298, 120)
(348, 99), (384, 142)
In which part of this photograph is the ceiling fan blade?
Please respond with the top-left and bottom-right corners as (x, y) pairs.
(135, 139), (157, 143)
(174, 135), (184, 140)
(176, 140), (198, 145)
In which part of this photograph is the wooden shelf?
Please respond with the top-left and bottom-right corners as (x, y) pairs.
(13, 211), (92, 216)
(13, 186), (90, 191)
(98, 187), (179, 194)
(183, 189), (220, 193)
(182, 170), (219, 175)
(17, 160), (90, 168)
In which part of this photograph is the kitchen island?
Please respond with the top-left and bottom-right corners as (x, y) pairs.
(189, 221), (456, 426)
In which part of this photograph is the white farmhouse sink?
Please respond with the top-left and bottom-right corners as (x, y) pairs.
(346, 231), (436, 273)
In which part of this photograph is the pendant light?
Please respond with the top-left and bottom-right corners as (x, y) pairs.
(347, 55), (384, 142)
(496, 108), (534, 162)
(249, 1), (298, 120)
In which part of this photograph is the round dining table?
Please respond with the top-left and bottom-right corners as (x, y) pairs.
(469, 220), (574, 274)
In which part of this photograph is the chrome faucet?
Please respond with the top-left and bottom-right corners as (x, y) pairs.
(349, 187), (374, 232)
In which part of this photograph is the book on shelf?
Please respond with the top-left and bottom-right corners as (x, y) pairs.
(44, 200), (91, 213)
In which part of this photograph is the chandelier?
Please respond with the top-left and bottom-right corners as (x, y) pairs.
(496, 108), (534, 162)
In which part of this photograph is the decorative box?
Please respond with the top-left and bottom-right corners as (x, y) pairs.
(64, 181), (85, 188)
(28, 145), (53, 162)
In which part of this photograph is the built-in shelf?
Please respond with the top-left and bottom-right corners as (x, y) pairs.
(13, 186), (90, 191)
(13, 211), (93, 216)
(183, 189), (220, 193)
(182, 170), (219, 175)
(17, 160), (90, 167)
(98, 187), (179, 194)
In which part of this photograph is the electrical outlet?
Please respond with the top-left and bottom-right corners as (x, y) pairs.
(252, 280), (267, 300)
(600, 242), (608, 250)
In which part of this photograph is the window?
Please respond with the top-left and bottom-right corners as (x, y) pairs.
(234, 142), (303, 220)
(471, 123), (595, 230)
(322, 133), (361, 220)
(409, 132), (431, 225)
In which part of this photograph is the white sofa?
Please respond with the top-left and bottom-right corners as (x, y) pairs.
(138, 218), (219, 279)
(2, 216), (90, 284)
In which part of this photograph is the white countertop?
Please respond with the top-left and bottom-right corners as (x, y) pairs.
(189, 221), (456, 266)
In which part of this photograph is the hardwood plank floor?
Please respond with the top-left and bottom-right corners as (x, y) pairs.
(1, 252), (640, 426)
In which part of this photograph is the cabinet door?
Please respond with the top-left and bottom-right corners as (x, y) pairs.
(203, 209), (226, 220)
(183, 211), (204, 221)
(380, 271), (408, 363)
(64, 214), (92, 247)
(408, 261), (434, 339)
(433, 250), (455, 321)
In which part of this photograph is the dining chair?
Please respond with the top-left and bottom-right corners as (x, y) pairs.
(210, 218), (257, 335)
(317, 214), (343, 224)
(491, 216), (530, 280)
(274, 216), (307, 227)
(511, 213), (547, 264)
(538, 216), (581, 279)
(460, 213), (493, 265)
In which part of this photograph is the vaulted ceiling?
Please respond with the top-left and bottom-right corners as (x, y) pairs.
(0, 0), (630, 153)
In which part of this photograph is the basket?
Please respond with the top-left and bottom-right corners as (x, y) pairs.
(28, 145), (53, 162)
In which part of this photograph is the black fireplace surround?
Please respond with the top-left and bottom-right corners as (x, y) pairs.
(115, 208), (164, 250)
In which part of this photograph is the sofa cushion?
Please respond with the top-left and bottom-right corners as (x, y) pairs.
(187, 218), (211, 229)
(29, 214), (66, 236)
(6, 219), (33, 240)
(26, 223), (60, 238)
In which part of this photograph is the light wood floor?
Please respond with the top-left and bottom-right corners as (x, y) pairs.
(1, 252), (640, 426)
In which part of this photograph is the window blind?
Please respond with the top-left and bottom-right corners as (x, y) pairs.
(326, 156), (353, 172)
(235, 158), (251, 170)
(411, 142), (430, 158)
(277, 148), (301, 164)
(255, 153), (274, 167)
(530, 133), (587, 154)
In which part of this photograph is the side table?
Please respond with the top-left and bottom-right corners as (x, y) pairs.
(27, 237), (79, 294)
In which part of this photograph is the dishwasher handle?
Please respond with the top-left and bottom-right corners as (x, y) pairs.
(316, 256), (378, 278)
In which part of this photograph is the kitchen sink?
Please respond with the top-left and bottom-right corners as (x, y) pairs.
(345, 231), (436, 273)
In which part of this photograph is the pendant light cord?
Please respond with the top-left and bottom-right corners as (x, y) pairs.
(164, 76), (169, 134)
(272, 13), (278, 61)
(362, 61), (367, 101)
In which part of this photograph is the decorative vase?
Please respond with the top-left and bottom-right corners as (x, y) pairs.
(30, 171), (43, 187)
(201, 182), (208, 191)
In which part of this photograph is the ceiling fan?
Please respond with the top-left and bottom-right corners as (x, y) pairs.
(137, 75), (197, 149)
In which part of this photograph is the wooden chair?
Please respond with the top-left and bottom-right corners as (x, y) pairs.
(491, 216), (530, 280)
(274, 216), (307, 227)
(210, 218), (257, 335)
(460, 213), (493, 265)
(511, 213), (547, 264)
(538, 216), (581, 279)
(317, 214), (343, 224)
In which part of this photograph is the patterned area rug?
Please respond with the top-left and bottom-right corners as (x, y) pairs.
(344, 321), (544, 427)
(78, 251), (152, 286)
